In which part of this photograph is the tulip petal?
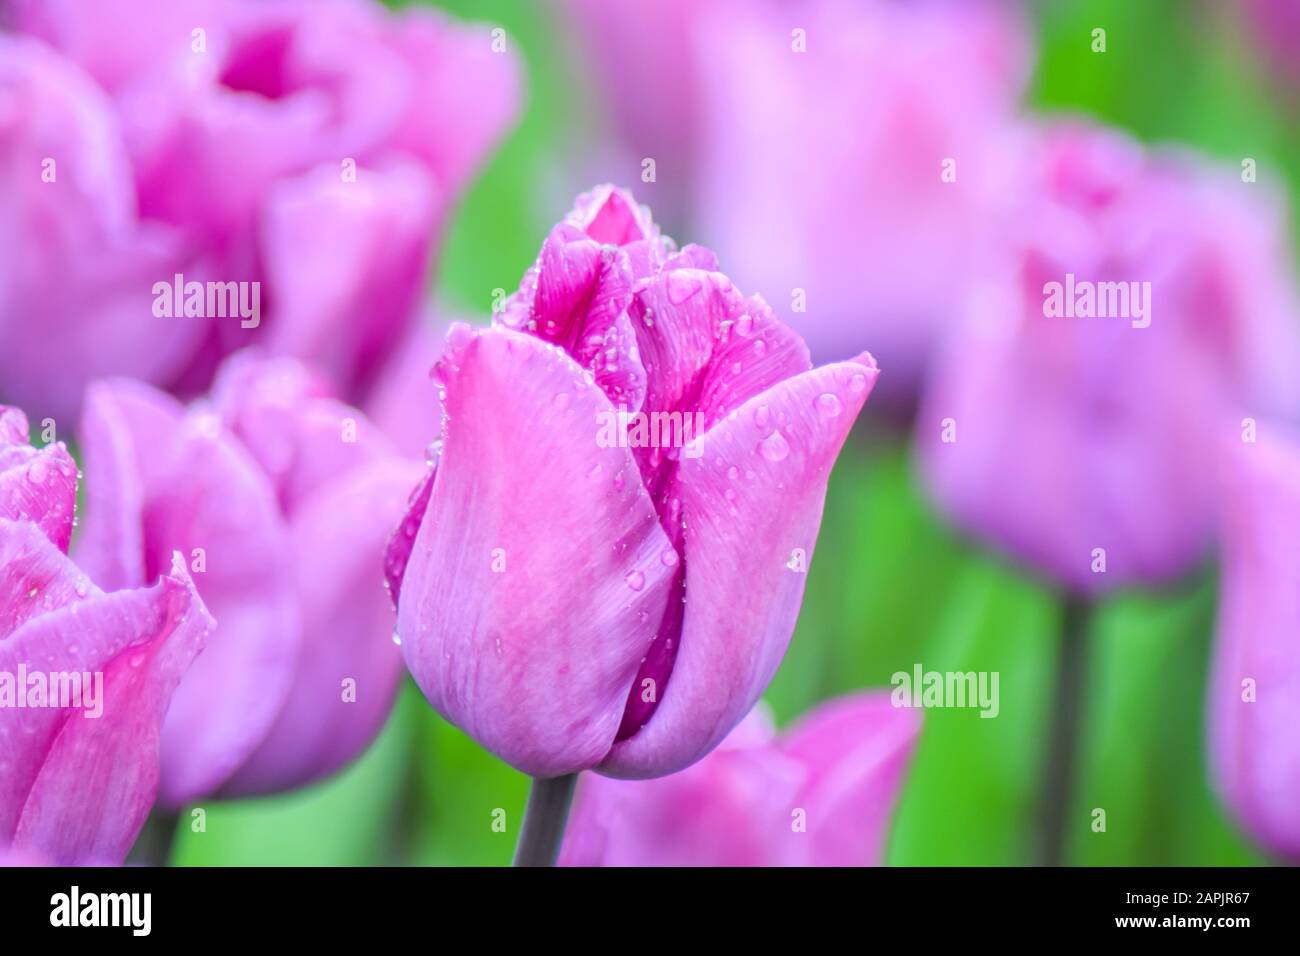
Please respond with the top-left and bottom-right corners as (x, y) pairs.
(0, 409), (78, 553)
(0, 522), (211, 864)
(601, 354), (879, 777)
(780, 691), (921, 866)
(222, 457), (422, 796)
(76, 380), (301, 805)
(209, 351), (396, 513)
(259, 161), (439, 397)
(1210, 429), (1300, 860)
(396, 328), (676, 776)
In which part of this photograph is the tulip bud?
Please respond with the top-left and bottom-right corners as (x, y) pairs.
(387, 186), (879, 779)
(75, 353), (422, 805)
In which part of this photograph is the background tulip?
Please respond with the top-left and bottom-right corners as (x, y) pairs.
(917, 120), (1300, 595)
(387, 185), (879, 784)
(0, 408), (212, 865)
(75, 352), (424, 805)
(1210, 426), (1300, 862)
(559, 692), (920, 866)
(692, 0), (1029, 401)
(1, 0), (519, 425)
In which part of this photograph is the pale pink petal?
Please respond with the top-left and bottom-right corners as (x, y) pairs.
(222, 457), (423, 796)
(0, 522), (211, 865)
(602, 354), (879, 777)
(395, 327), (676, 777)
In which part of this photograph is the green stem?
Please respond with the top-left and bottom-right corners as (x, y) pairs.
(128, 806), (180, 867)
(512, 774), (578, 867)
(1037, 595), (1090, 866)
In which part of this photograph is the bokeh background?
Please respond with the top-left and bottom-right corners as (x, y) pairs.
(154, 0), (1300, 866)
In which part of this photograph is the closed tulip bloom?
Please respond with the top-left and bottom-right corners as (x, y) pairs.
(2, 0), (519, 423)
(693, 0), (1029, 399)
(387, 186), (879, 779)
(1, 408), (212, 865)
(917, 121), (1300, 594)
(559, 692), (920, 866)
(75, 353), (423, 805)
(1210, 427), (1300, 861)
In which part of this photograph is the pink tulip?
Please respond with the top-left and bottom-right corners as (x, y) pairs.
(75, 352), (423, 805)
(1210, 426), (1300, 861)
(692, 0), (1029, 400)
(1, 407), (212, 865)
(1, 0), (519, 425)
(556, 0), (706, 226)
(386, 185), (879, 779)
(559, 692), (920, 866)
(917, 121), (1300, 594)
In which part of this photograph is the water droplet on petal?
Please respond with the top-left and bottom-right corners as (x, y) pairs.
(736, 313), (754, 336)
(758, 430), (790, 462)
(625, 570), (646, 591)
(553, 392), (571, 410)
(754, 405), (770, 429)
(753, 339), (767, 357)
(391, 630), (402, 646)
(660, 548), (679, 567)
(849, 373), (868, 393)
(816, 393), (844, 418)
(26, 460), (47, 484)
(726, 465), (739, 480)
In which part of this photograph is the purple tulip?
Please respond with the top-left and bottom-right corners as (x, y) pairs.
(386, 185), (879, 779)
(75, 352), (423, 805)
(917, 121), (1300, 594)
(692, 0), (1030, 399)
(558, 692), (920, 866)
(1, 0), (519, 424)
(1, 407), (212, 865)
(1210, 426), (1300, 861)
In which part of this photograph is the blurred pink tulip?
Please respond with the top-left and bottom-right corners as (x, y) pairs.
(559, 692), (920, 866)
(918, 121), (1300, 594)
(1, 0), (519, 425)
(386, 185), (879, 779)
(1, 407), (212, 865)
(693, 0), (1030, 400)
(1210, 426), (1300, 862)
(75, 352), (423, 805)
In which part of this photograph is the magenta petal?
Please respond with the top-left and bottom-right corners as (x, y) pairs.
(0, 408), (78, 553)
(258, 161), (439, 397)
(221, 457), (423, 796)
(76, 381), (301, 806)
(780, 692), (921, 866)
(601, 354), (879, 778)
(1210, 428), (1300, 861)
(396, 328), (676, 776)
(76, 381), (185, 591)
(209, 351), (396, 513)
(1, 522), (211, 865)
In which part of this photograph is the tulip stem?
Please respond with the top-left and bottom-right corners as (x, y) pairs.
(128, 806), (180, 867)
(513, 774), (578, 867)
(1036, 595), (1090, 867)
